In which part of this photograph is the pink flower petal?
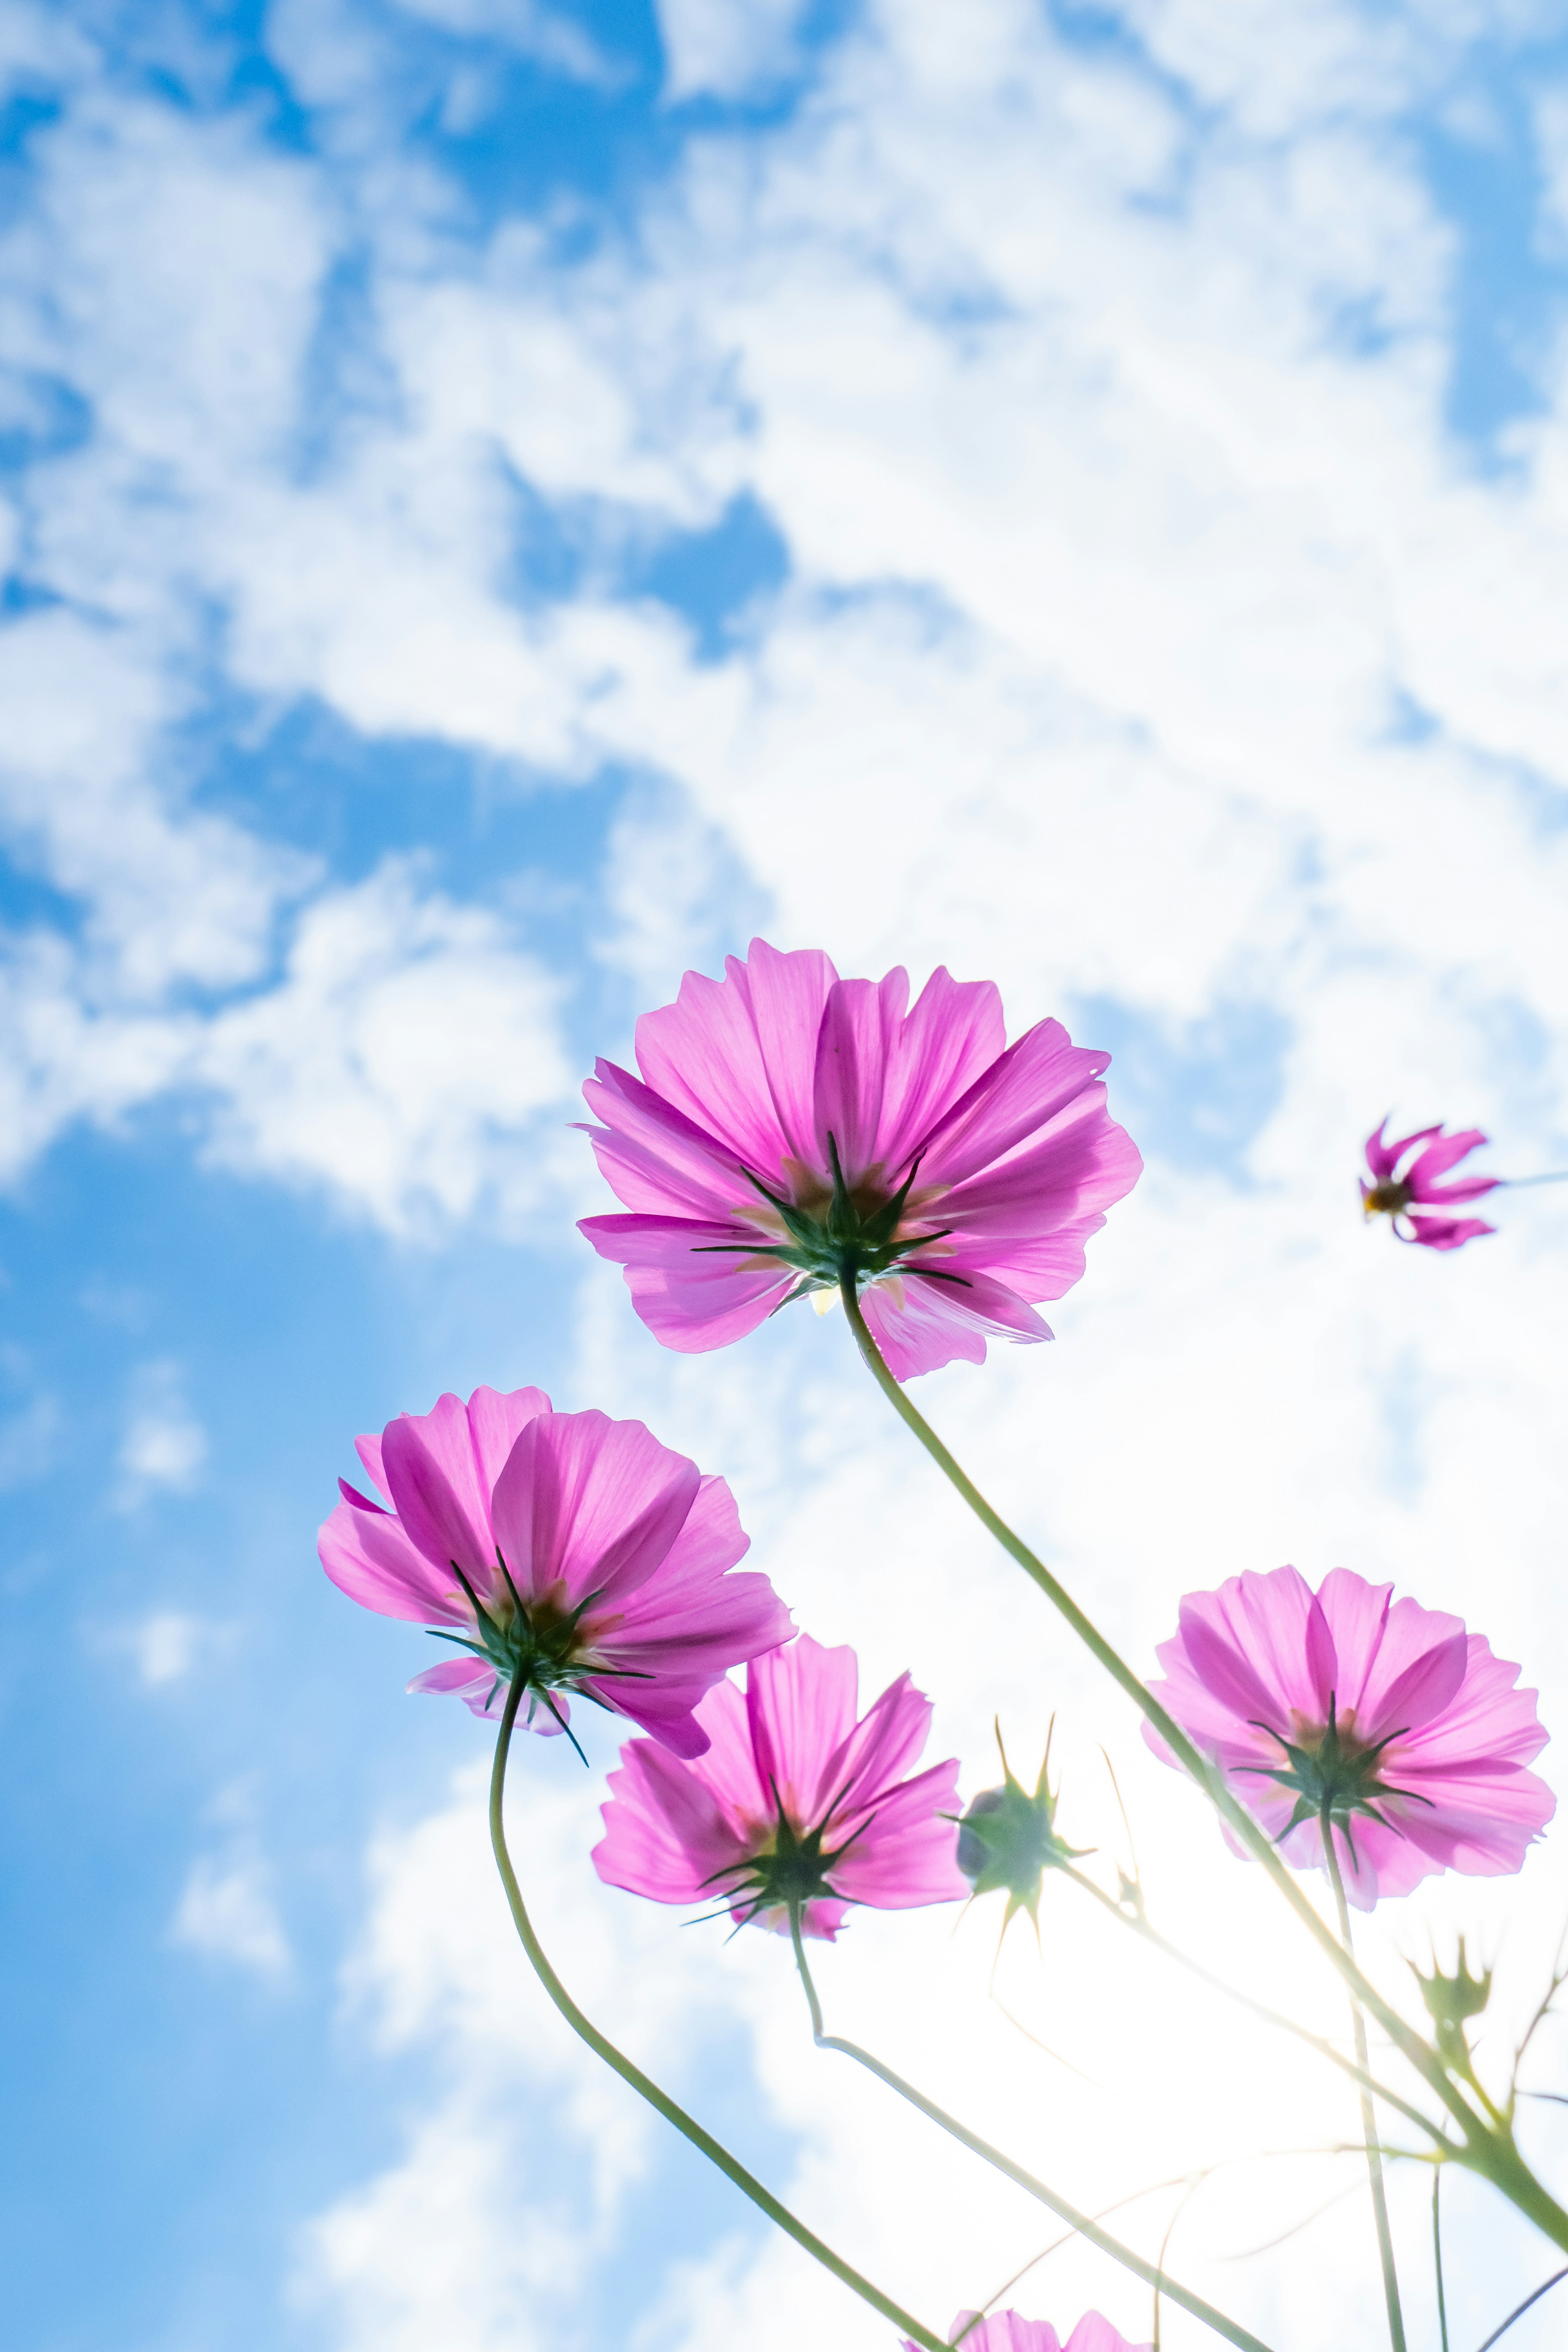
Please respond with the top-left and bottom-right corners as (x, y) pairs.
(318, 1494), (470, 1626)
(634, 939), (837, 1180)
(490, 1409), (702, 1608)
(746, 1636), (862, 1826)
(577, 1213), (795, 1350)
(380, 1392), (503, 1582)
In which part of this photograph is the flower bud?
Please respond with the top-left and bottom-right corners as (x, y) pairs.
(956, 1720), (1090, 1934)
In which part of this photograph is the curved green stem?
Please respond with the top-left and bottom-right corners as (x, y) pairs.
(1059, 1862), (1449, 2149)
(1321, 1807), (1406, 2352)
(1432, 2167), (1450, 2352)
(837, 1278), (1506, 2151)
(487, 1672), (949, 2352)
(787, 1907), (1274, 2352)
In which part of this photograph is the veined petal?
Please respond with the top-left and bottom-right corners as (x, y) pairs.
(747, 1636), (861, 1825)
(916, 1019), (1114, 1191)
(578, 1213), (796, 1350)
(634, 940), (837, 1179)
(380, 1392), (500, 1581)
(318, 1494), (471, 1626)
(860, 1266), (1051, 1381)
(490, 1408), (702, 1608)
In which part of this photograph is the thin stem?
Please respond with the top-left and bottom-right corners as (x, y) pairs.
(787, 1907), (1274, 2352)
(837, 1278), (1499, 2149)
(1058, 1862), (1449, 2149)
(1474, 2267), (1568, 2350)
(1321, 1809), (1406, 2352)
(1433, 2169), (1450, 2352)
(488, 1673), (949, 2352)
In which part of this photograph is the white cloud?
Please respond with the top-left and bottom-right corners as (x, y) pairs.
(112, 1608), (226, 1687)
(172, 1851), (292, 1979)
(194, 859), (572, 1230)
(116, 1360), (207, 1505)
(656, 0), (810, 100)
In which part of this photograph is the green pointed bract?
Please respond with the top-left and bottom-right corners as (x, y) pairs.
(690, 1134), (969, 1300)
(432, 1554), (644, 1741)
(1237, 1693), (1431, 1871)
(698, 1788), (859, 1927)
(1414, 1938), (1493, 2074)
(956, 1723), (1091, 1932)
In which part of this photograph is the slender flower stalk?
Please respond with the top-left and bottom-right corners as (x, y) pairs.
(1321, 1797), (1407, 2352)
(486, 1668), (949, 2352)
(1052, 1859), (1448, 2148)
(837, 1274), (1568, 2252)
(1432, 2169), (1450, 2352)
(786, 1907), (1274, 2352)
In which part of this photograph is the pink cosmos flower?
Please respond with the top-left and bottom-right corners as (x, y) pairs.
(902, 2312), (1149, 2352)
(592, 1633), (968, 1938)
(1361, 1118), (1498, 1251)
(577, 939), (1141, 1381)
(1145, 1566), (1553, 1909)
(319, 1384), (793, 1760)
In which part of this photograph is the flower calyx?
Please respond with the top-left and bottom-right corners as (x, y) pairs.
(700, 1784), (860, 1928)
(1414, 1938), (1493, 2076)
(956, 1719), (1092, 1936)
(1240, 1693), (1429, 1866)
(694, 1133), (970, 1310)
(432, 1553), (626, 1752)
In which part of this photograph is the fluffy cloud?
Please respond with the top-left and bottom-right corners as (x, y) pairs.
(116, 1359), (208, 1505)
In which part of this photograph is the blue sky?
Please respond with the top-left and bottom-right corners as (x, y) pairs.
(7, 4), (1568, 2350)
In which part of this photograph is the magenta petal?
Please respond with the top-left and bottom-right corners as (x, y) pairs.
(381, 1393), (499, 1580)
(319, 1494), (470, 1625)
(1365, 1631), (1470, 1740)
(827, 1760), (969, 1906)
(1304, 1593), (1339, 1718)
(1405, 1128), (1488, 1192)
(1405, 1213), (1495, 1251)
(338, 1477), (387, 1514)
(811, 970), (920, 1183)
(747, 1637), (861, 1825)
(354, 1430), (389, 1498)
(860, 1266), (1052, 1381)
(1175, 1599), (1284, 1730)
(633, 940), (837, 1178)
(917, 1019), (1113, 1191)
(874, 966), (1009, 1175)
(490, 1408), (702, 1606)
(578, 1212), (795, 1350)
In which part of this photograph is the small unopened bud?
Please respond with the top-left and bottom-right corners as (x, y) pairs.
(1413, 1938), (1492, 2070)
(956, 1719), (1091, 1935)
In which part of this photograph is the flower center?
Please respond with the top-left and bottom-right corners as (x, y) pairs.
(1363, 1179), (1412, 1218)
(439, 1559), (622, 1741)
(693, 1132), (969, 1310)
(701, 1793), (862, 1927)
(1239, 1693), (1429, 1862)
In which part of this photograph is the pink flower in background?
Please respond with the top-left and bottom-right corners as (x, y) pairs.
(577, 939), (1141, 1380)
(319, 1385), (793, 1758)
(592, 1633), (968, 1938)
(1145, 1566), (1553, 1909)
(902, 2313), (1149, 2351)
(1361, 1118), (1498, 1251)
